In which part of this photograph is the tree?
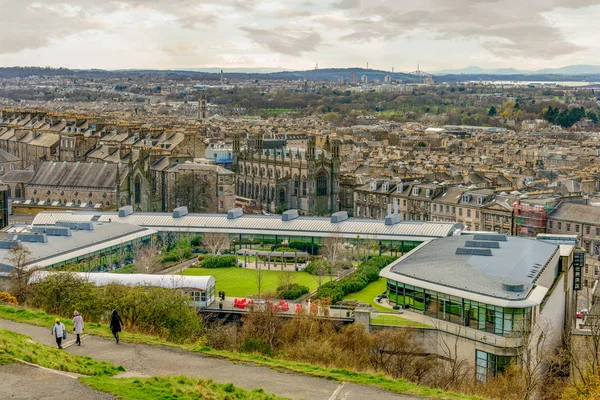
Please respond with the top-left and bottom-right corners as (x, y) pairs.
(7, 245), (36, 303)
(255, 263), (264, 296)
(488, 106), (497, 116)
(202, 232), (231, 255)
(174, 234), (192, 262)
(320, 231), (348, 281)
(134, 241), (161, 274)
(310, 259), (330, 290)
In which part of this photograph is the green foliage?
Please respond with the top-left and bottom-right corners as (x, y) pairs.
(543, 105), (590, 127)
(0, 329), (124, 376)
(200, 255), (238, 268)
(273, 246), (296, 253)
(240, 337), (274, 357)
(28, 274), (202, 344)
(304, 259), (330, 276)
(112, 264), (136, 274)
(315, 256), (396, 303)
(287, 241), (320, 255)
(276, 283), (310, 300)
(190, 236), (202, 247)
(82, 375), (288, 400)
(487, 106), (497, 116)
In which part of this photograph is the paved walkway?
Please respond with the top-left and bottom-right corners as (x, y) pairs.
(0, 319), (421, 400)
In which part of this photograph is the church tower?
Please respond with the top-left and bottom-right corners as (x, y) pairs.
(198, 92), (208, 121)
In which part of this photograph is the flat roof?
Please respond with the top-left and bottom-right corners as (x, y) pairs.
(31, 212), (458, 241)
(381, 235), (558, 303)
(0, 222), (156, 271)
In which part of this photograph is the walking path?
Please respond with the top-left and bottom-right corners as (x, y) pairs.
(0, 319), (420, 400)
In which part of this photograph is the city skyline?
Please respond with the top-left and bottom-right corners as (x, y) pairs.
(1, 0), (599, 71)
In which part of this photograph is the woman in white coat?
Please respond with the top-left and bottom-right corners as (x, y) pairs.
(72, 311), (84, 346)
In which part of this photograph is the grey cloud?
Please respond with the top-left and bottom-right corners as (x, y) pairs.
(335, 0), (592, 58)
(331, 0), (361, 9)
(240, 27), (321, 55)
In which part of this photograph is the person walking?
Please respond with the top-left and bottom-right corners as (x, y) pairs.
(109, 310), (124, 344)
(72, 311), (84, 346)
(51, 318), (66, 349)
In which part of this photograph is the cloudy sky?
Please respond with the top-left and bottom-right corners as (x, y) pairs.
(0, 0), (599, 71)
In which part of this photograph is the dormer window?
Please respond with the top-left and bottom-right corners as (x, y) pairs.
(397, 183), (404, 192)
(477, 196), (485, 205)
(370, 181), (377, 190)
(412, 187), (420, 196)
(426, 189), (432, 197)
(382, 182), (389, 192)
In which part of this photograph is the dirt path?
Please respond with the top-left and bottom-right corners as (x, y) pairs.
(0, 319), (421, 400)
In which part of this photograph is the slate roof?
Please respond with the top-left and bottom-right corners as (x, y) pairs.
(0, 170), (35, 183)
(550, 202), (600, 225)
(0, 149), (19, 163)
(28, 161), (128, 189)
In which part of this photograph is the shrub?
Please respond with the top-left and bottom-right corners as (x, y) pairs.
(240, 337), (273, 357)
(315, 255), (396, 303)
(288, 241), (320, 255)
(305, 259), (330, 275)
(200, 255), (238, 269)
(0, 292), (17, 305)
(190, 236), (202, 247)
(276, 283), (309, 300)
(272, 246), (296, 253)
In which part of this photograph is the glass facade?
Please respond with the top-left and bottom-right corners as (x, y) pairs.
(387, 279), (531, 337)
(476, 350), (513, 381)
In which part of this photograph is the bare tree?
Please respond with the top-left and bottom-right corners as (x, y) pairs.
(135, 241), (161, 274)
(320, 231), (347, 281)
(174, 234), (192, 262)
(278, 270), (295, 291)
(311, 259), (330, 291)
(255, 263), (264, 296)
(6, 245), (36, 303)
(203, 232), (231, 255)
(434, 327), (471, 390)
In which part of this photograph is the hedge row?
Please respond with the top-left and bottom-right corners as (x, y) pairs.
(276, 283), (310, 300)
(200, 255), (238, 268)
(314, 255), (396, 304)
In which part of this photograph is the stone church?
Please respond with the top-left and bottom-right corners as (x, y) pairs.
(232, 134), (340, 215)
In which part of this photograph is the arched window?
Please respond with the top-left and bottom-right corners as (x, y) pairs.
(316, 171), (328, 196)
(134, 176), (141, 204)
(270, 187), (275, 201)
(279, 188), (286, 204)
(238, 181), (245, 196)
(262, 185), (267, 200)
(7, 186), (11, 198)
(9, 164), (14, 171)
(254, 184), (259, 200)
(15, 187), (20, 198)
(247, 182), (252, 197)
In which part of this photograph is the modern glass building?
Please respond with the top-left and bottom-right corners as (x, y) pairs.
(380, 233), (569, 381)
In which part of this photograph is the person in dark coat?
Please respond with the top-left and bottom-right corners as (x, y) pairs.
(109, 310), (124, 344)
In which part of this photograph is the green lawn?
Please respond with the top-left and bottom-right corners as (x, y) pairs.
(82, 376), (288, 400)
(371, 315), (432, 328)
(182, 267), (319, 298)
(0, 329), (124, 376)
(342, 278), (390, 312)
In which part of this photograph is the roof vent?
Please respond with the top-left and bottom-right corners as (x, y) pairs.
(56, 221), (94, 231)
(455, 248), (492, 256)
(0, 240), (21, 249)
(385, 214), (401, 225)
(118, 205), (133, 217)
(465, 240), (500, 249)
(227, 208), (244, 219)
(173, 206), (188, 218)
(330, 211), (349, 223)
(282, 209), (299, 221)
(31, 226), (72, 237)
(14, 233), (48, 243)
(501, 279), (526, 292)
(473, 233), (507, 242)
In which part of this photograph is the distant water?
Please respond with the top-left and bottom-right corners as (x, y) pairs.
(473, 80), (599, 87)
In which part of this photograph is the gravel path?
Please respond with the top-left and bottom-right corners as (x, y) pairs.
(0, 363), (115, 400)
(0, 318), (422, 400)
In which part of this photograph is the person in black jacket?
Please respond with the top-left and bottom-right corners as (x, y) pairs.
(109, 310), (124, 344)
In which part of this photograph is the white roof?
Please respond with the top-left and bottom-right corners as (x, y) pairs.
(31, 212), (458, 241)
(29, 271), (215, 291)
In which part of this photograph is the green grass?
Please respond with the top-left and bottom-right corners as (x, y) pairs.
(248, 108), (294, 116)
(0, 305), (479, 399)
(371, 315), (431, 328)
(182, 267), (318, 298)
(0, 328), (124, 376)
(342, 278), (390, 312)
(81, 375), (288, 400)
(112, 264), (136, 274)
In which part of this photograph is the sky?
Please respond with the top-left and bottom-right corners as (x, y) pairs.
(0, 0), (599, 72)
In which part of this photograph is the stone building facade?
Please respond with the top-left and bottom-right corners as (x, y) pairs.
(233, 134), (340, 215)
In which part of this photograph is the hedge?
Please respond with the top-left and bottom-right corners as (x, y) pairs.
(200, 255), (238, 269)
(315, 255), (396, 304)
(271, 241), (321, 255)
(276, 283), (310, 300)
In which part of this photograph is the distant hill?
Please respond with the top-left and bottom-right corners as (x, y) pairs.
(432, 64), (600, 76)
